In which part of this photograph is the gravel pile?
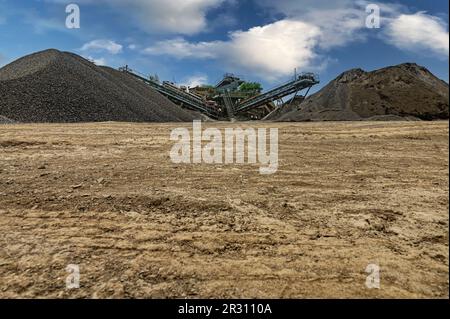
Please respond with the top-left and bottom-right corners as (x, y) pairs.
(263, 96), (304, 121)
(0, 115), (16, 124)
(275, 63), (449, 122)
(0, 49), (196, 123)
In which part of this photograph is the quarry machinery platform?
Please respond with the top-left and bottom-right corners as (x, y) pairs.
(119, 66), (319, 120)
(233, 73), (320, 114)
(119, 66), (220, 118)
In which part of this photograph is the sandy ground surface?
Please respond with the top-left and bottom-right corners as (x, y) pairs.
(0, 121), (448, 299)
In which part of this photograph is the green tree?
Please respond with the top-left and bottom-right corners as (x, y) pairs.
(239, 82), (263, 94)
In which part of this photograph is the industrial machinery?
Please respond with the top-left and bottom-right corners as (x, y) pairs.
(119, 66), (220, 118)
(233, 73), (319, 114)
(119, 66), (319, 120)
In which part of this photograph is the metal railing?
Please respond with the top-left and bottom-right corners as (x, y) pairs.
(119, 66), (320, 118)
(119, 67), (219, 118)
(222, 92), (235, 119)
(234, 73), (319, 113)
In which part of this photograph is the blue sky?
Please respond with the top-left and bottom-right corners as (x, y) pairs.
(0, 0), (448, 92)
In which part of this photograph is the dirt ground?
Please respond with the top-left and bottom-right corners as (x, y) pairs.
(0, 121), (448, 299)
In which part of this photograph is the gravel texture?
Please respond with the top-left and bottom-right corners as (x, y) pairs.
(0, 49), (196, 123)
(0, 115), (16, 124)
(275, 63), (449, 122)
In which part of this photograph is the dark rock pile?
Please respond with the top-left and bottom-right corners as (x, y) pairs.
(275, 63), (449, 122)
(0, 115), (16, 124)
(0, 49), (196, 123)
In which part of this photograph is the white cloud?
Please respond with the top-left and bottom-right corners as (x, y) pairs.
(145, 20), (329, 80)
(267, 1), (449, 58)
(145, 1), (449, 79)
(225, 20), (322, 78)
(46, 0), (225, 35)
(45, 0), (449, 79)
(258, 1), (393, 50)
(84, 56), (107, 66)
(180, 74), (209, 88)
(302, 7), (367, 49)
(385, 12), (449, 58)
(142, 1), (373, 80)
(81, 39), (123, 54)
(258, 0), (354, 17)
(121, 0), (225, 35)
(144, 38), (221, 59)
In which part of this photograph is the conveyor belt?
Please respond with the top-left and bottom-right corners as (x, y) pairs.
(120, 68), (219, 118)
(234, 73), (319, 113)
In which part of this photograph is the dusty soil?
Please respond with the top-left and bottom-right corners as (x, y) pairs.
(0, 121), (448, 298)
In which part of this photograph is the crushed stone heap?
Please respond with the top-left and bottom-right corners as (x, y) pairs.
(274, 63), (449, 122)
(0, 49), (196, 123)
